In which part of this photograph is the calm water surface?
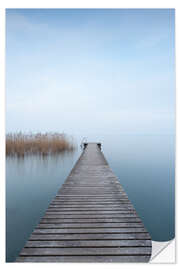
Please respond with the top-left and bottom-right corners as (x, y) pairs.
(6, 135), (175, 262)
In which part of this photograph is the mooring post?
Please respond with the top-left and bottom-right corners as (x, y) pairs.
(97, 143), (101, 150)
(83, 143), (101, 150)
(83, 143), (88, 149)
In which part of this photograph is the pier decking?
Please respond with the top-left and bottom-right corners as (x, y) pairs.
(17, 143), (152, 262)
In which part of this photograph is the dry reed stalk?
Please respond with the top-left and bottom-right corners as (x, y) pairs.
(6, 132), (76, 157)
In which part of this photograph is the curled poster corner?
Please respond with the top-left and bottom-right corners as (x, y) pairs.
(150, 239), (175, 263)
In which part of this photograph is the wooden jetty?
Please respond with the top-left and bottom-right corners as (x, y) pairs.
(17, 143), (152, 263)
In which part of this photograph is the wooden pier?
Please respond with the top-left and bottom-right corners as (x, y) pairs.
(17, 143), (152, 262)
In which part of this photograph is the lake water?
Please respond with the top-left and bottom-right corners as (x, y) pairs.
(6, 135), (175, 262)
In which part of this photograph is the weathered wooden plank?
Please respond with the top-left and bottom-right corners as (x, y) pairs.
(59, 184), (123, 186)
(16, 255), (151, 263)
(45, 211), (136, 215)
(52, 200), (129, 203)
(60, 188), (123, 190)
(58, 192), (126, 195)
(46, 208), (135, 211)
(49, 202), (131, 206)
(61, 186), (122, 188)
(52, 199), (129, 202)
(33, 228), (147, 234)
(43, 214), (138, 219)
(60, 187), (124, 189)
(50, 202), (132, 206)
(25, 239), (151, 248)
(29, 233), (151, 241)
(53, 197), (129, 200)
(37, 223), (144, 228)
(20, 247), (151, 256)
(47, 207), (134, 211)
(48, 205), (133, 208)
(40, 217), (142, 223)
(46, 210), (136, 215)
(60, 189), (124, 191)
(55, 194), (127, 197)
(59, 190), (125, 193)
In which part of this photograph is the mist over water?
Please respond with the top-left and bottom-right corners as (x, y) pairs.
(6, 151), (80, 262)
(102, 134), (175, 242)
(6, 134), (175, 262)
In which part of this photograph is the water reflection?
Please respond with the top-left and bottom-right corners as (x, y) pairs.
(102, 134), (175, 243)
(7, 151), (78, 176)
(6, 150), (80, 262)
(6, 134), (175, 262)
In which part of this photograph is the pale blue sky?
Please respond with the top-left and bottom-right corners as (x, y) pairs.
(6, 9), (175, 138)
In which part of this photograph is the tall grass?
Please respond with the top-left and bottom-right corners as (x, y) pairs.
(6, 132), (76, 157)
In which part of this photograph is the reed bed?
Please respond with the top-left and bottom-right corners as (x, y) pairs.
(6, 132), (76, 157)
